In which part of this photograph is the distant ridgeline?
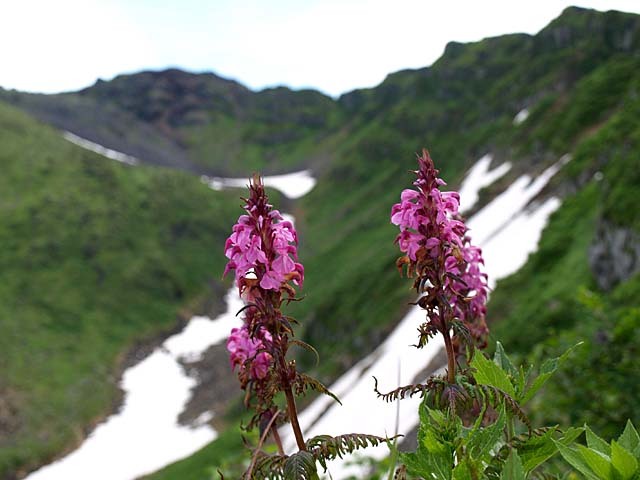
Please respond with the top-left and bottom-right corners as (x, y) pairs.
(1, 5), (640, 478)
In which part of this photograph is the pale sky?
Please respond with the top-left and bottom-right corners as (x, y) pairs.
(2, 0), (640, 97)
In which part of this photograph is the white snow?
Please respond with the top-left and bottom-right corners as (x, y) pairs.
(26, 290), (244, 480)
(27, 148), (570, 479)
(457, 154), (511, 214)
(513, 108), (530, 125)
(284, 154), (571, 479)
(61, 131), (317, 200)
(63, 131), (138, 166)
(202, 170), (317, 199)
(31, 135), (317, 479)
(465, 154), (570, 249)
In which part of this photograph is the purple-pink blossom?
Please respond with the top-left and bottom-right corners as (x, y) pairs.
(224, 176), (304, 298)
(391, 150), (489, 347)
(227, 324), (273, 383)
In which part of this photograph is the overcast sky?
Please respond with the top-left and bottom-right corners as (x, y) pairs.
(3, 0), (640, 97)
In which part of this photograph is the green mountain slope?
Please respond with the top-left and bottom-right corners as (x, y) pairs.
(489, 75), (640, 437)
(291, 6), (640, 374)
(0, 101), (240, 476)
(2, 5), (640, 479)
(0, 69), (342, 176)
(145, 7), (640, 477)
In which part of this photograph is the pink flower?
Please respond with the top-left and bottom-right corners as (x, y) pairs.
(391, 150), (489, 348)
(227, 325), (273, 382)
(224, 176), (304, 295)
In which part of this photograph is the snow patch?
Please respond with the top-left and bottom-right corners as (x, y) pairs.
(286, 155), (571, 479)
(457, 154), (512, 214)
(63, 131), (138, 166)
(26, 290), (244, 480)
(203, 170), (317, 199)
(513, 108), (530, 125)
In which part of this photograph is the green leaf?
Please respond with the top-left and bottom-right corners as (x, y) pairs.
(501, 450), (526, 480)
(521, 342), (582, 405)
(452, 460), (474, 480)
(577, 445), (614, 479)
(494, 342), (518, 378)
(611, 440), (638, 480)
(401, 403), (453, 480)
(519, 429), (557, 472)
(586, 425), (612, 456)
(618, 421), (640, 458)
(468, 406), (506, 463)
(401, 447), (452, 480)
(283, 451), (319, 480)
(518, 426), (584, 473)
(471, 352), (516, 397)
(517, 364), (532, 398)
(553, 440), (600, 480)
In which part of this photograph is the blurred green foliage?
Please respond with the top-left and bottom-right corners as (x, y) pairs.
(0, 101), (240, 475)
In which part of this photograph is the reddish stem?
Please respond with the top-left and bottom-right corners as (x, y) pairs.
(442, 328), (456, 384)
(276, 350), (306, 451)
(272, 425), (285, 456)
(438, 297), (456, 384)
(284, 385), (307, 451)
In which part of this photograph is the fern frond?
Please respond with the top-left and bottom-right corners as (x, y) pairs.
(283, 451), (318, 480)
(473, 384), (532, 432)
(373, 376), (442, 402)
(249, 451), (287, 479)
(293, 373), (342, 405)
(306, 433), (393, 471)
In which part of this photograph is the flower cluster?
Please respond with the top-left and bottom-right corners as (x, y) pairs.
(227, 324), (272, 387)
(391, 150), (488, 349)
(224, 175), (303, 299)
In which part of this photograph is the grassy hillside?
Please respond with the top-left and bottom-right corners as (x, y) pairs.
(2, 5), (640, 479)
(0, 101), (240, 476)
(489, 72), (640, 437)
(0, 70), (343, 177)
(290, 6), (640, 376)
(144, 7), (640, 477)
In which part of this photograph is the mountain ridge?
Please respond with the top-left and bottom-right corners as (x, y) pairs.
(2, 5), (640, 478)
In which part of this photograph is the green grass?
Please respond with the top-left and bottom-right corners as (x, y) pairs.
(4, 6), (640, 478)
(142, 427), (248, 480)
(146, 7), (640, 476)
(488, 79), (640, 438)
(0, 101), (240, 475)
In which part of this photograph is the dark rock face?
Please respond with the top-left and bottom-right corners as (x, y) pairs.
(589, 219), (640, 290)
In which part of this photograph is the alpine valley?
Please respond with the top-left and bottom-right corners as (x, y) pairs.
(1, 6), (639, 479)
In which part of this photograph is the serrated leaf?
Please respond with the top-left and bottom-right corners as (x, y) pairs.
(494, 342), (518, 378)
(283, 451), (318, 480)
(553, 440), (600, 480)
(501, 450), (526, 480)
(520, 426), (584, 472)
(611, 440), (638, 480)
(521, 343), (582, 405)
(402, 403), (453, 480)
(452, 460), (473, 480)
(400, 447), (452, 480)
(577, 445), (614, 479)
(586, 425), (611, 456)
(471, 352), (515, 397)
(468, 406), (506, 462)
(519, 429), (557, 472)
(618, 421), (640, 458)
